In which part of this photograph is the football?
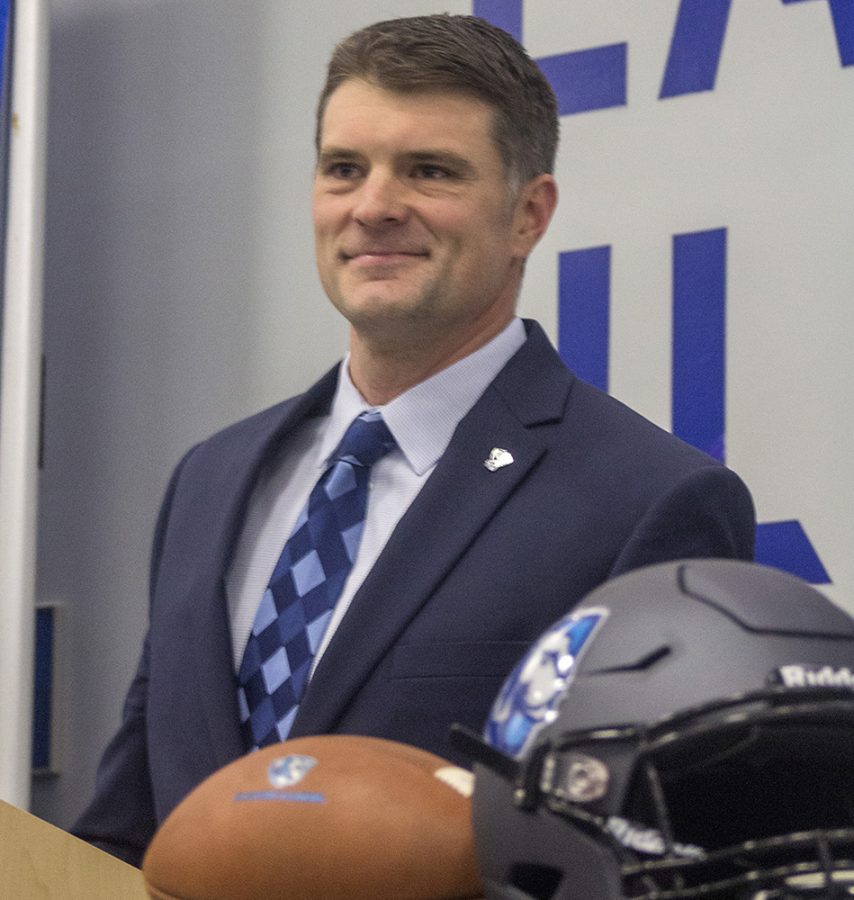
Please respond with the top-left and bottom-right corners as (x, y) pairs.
(142, 734), (484, 899)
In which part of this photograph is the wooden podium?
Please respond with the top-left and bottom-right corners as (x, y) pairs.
(0, 800), (148, 898)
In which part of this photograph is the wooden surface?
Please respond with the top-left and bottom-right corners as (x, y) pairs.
(0, 799), (149, 899)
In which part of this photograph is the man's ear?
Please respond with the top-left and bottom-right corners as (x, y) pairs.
(512, 174), (558, 260)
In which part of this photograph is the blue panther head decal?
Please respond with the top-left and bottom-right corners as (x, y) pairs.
(485, 608), (608, 758)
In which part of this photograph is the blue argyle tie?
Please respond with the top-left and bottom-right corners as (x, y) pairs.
(237, 410), (396, 750)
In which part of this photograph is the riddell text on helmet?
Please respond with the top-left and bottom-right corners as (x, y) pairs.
(777, 664), (854, 689)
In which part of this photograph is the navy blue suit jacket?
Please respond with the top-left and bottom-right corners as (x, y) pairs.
(73, 321), (755, 865)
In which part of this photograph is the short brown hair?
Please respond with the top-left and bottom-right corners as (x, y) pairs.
(316, 14), (559, 186)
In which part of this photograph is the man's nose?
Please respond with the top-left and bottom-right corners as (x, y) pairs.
(352, 171), (408, 227)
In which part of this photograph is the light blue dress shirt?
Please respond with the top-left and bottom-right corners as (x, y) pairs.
(227, 317), (526, 672)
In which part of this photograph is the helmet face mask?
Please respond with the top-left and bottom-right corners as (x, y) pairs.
(455, 561), (854, 900)
(531, 688), (854, 898)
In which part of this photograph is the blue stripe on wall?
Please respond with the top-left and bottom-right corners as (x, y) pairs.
(473, 0), (522, 41)
(474, 2), (626, 115)
(0, 0), (10, 129)
(755, 521), (832, 584)
(782, 0), (854, 66)
(672, 228), (726, 462)
(539, 44), (628, 116)
(660, 0), (733, 98)
(558, 246), (610, 391)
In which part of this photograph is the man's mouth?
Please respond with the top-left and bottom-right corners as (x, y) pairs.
(341, 249), (429, 264)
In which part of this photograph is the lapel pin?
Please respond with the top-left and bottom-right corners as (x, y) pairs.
(484, 447), (514, 472)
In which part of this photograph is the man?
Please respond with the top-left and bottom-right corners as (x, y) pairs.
(74, 14), (755, 866)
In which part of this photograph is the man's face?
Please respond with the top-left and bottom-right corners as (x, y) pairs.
(312, 79), (537, 352)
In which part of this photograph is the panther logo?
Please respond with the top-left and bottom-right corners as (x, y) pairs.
(268, 754), (318, 789)
(486, 608), (608, 758)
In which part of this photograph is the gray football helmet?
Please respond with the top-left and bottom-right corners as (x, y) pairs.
(453, 560), (854, 899)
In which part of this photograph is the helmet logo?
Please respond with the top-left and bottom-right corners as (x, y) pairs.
(485, 608), (608, 758)
(773, 664), (854, 689)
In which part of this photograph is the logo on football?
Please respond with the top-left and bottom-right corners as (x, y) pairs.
(268, 753), (317, 788)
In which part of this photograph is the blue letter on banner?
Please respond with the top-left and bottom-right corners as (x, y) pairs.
(475, 0), (627, 115)
(660, 0), (733, 98)
(539, 44), (627, 116)
(755, 520), (831, 584)
(558, 246), (610, 392)
(558, 231), (830, 583)
(473, 0), (522, 41)
(781, 0), (854, 67)
(672, 228), (726, 462)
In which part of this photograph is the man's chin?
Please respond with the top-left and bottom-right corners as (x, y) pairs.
(332, 291), (433, 327)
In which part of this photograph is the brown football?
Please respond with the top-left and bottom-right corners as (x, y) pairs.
(142, 735), (484, 899)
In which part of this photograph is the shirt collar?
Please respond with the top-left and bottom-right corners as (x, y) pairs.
(319, 318), (526, 476)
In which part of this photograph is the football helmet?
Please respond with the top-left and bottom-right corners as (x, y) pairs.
(453, 559), (854, 899)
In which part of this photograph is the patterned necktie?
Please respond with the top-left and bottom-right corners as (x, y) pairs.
(237, 410), (396, 750)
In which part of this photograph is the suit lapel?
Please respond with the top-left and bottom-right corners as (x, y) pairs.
(294, 323), (573, 737)
(186, 367), (340, 768)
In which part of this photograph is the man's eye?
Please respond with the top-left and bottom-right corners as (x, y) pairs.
(414, 164), (452, 180)
(325, 162), (361, 179)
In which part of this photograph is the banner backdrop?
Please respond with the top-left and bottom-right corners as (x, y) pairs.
(475, 0), (854, 612)
(31, 0), (853, 830)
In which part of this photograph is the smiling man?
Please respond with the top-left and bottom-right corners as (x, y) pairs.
(73, 14), (755, 867)
(313, 78), (556, 403)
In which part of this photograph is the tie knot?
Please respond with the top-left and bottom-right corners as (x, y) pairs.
(332, 410), (396, 468)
